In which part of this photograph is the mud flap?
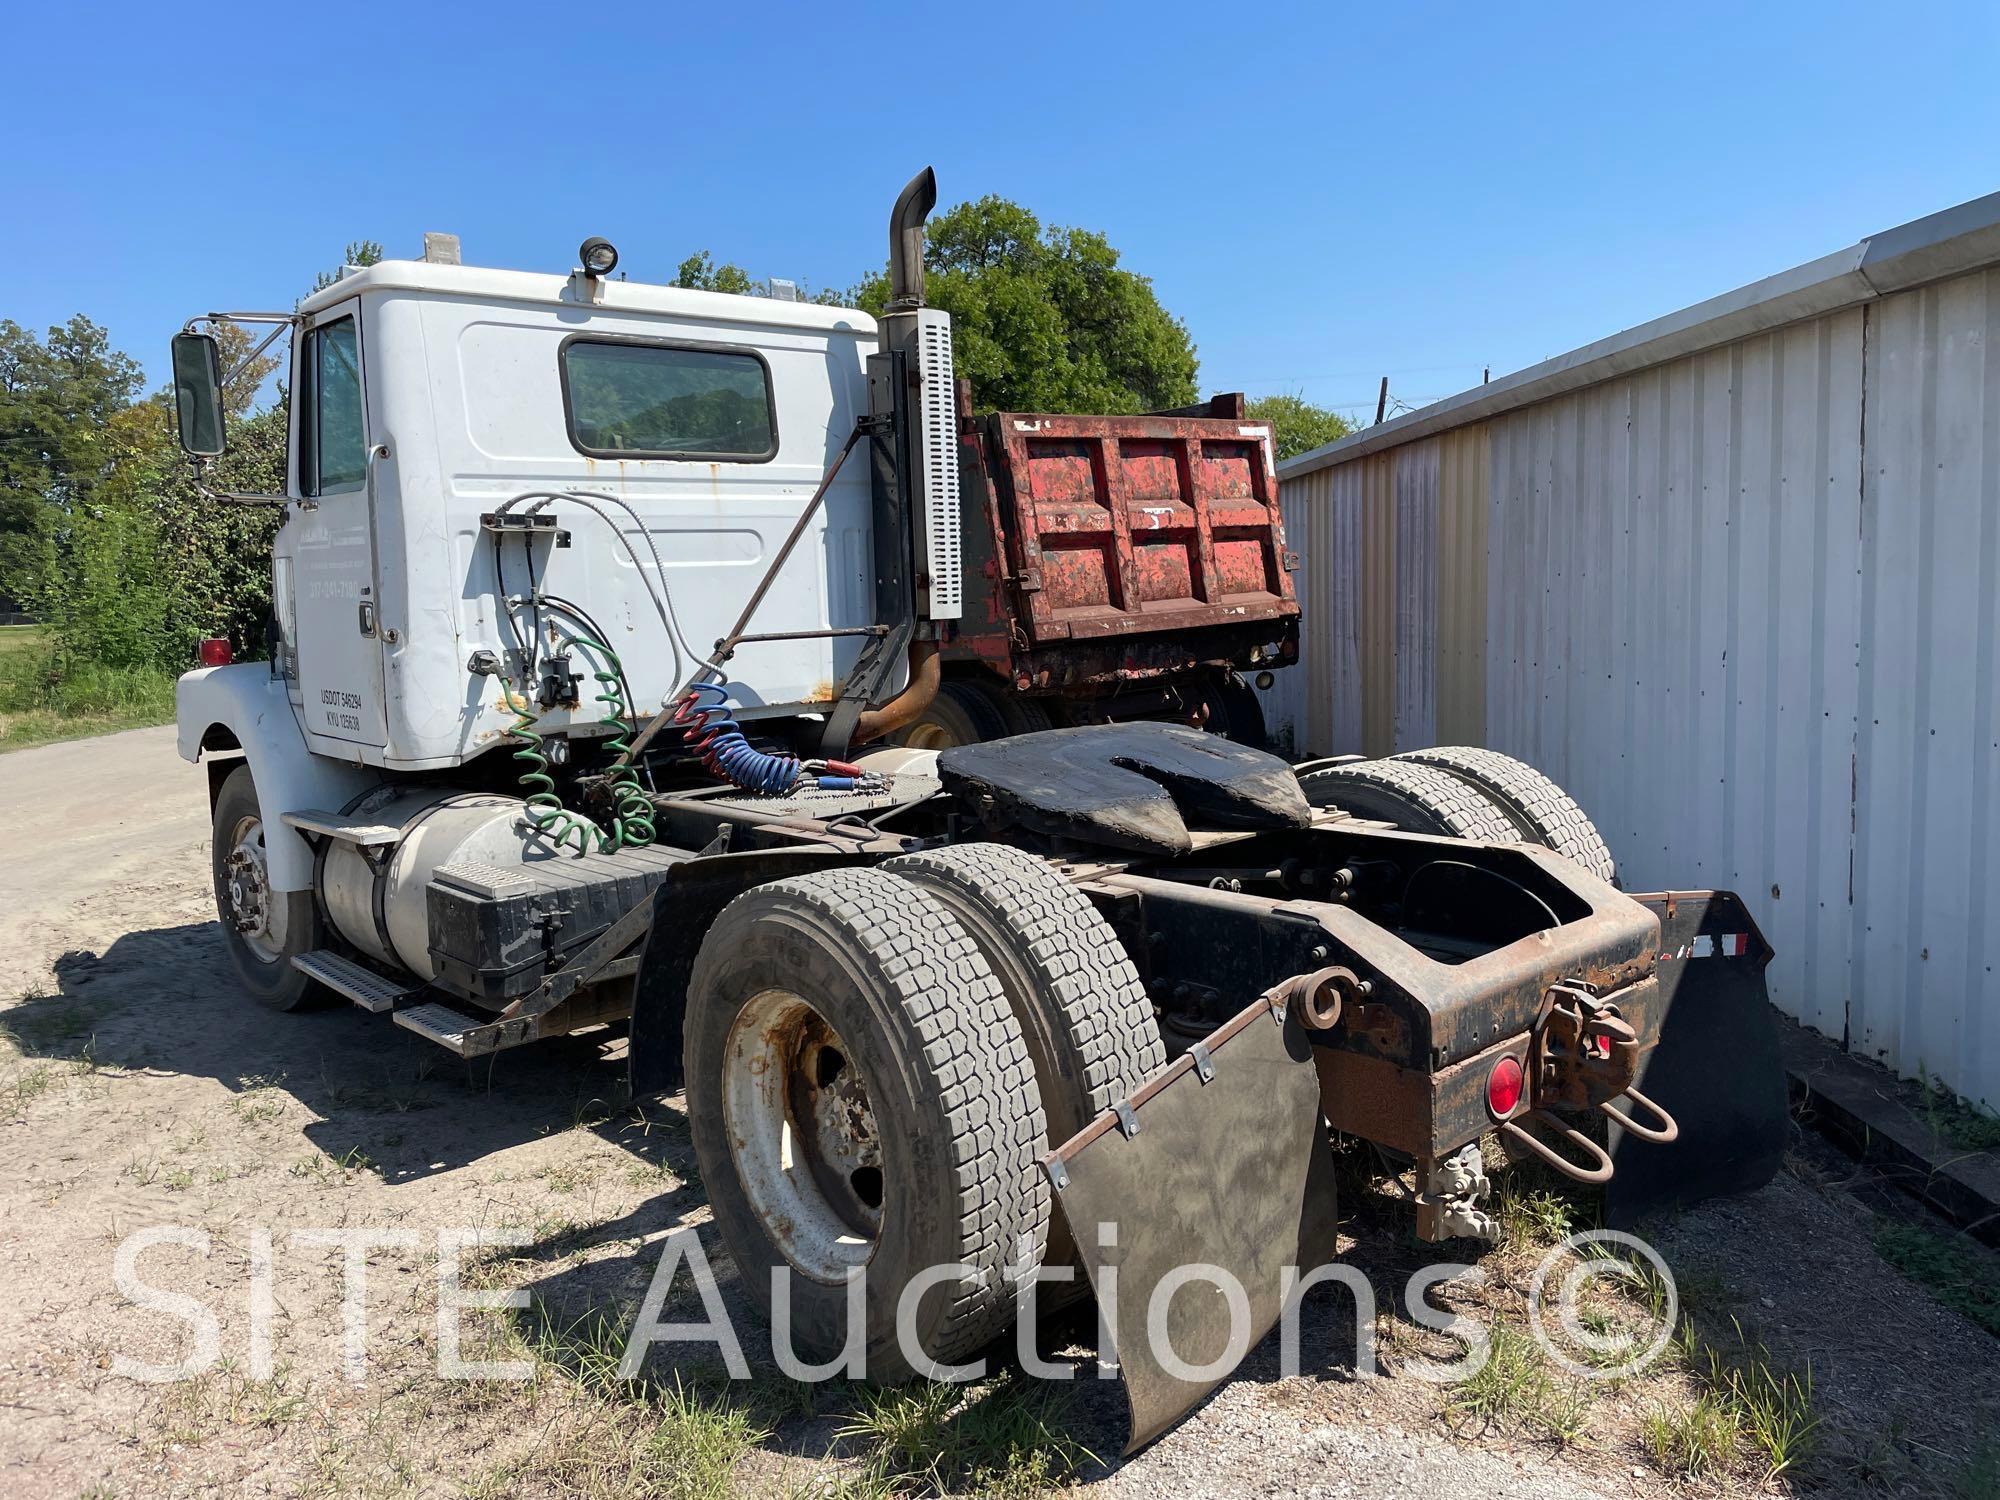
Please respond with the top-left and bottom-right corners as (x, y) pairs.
(1607, 890), (1788, 1226)
(1042, 995), (1339, 1453)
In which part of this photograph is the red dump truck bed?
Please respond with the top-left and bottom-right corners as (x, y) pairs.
(946, 395), (1300, 735)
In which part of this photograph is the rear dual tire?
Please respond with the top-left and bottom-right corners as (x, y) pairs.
(885, 844), (1164, 1277)
(1298, 757), (1521, 843)
(684, 866), (1050, 1378)
(684, 850), (1164, 1372)
(1298, 747), (1615, 882)
(1391, 746), (1616, 884)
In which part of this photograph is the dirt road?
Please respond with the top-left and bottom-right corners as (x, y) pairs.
(1, 729), (1994, 1498)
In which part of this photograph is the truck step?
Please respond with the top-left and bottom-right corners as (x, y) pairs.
(281, 809), (410, 848)
(291, 950), (418, 1013)
(392, 1002), (491, 1056)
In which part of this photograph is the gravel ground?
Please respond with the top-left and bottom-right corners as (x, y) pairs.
(1, 727), (1995, 1498)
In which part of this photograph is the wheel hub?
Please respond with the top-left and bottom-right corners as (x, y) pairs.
(220, 816), (285, 962)
(722, 990), (884, 1283)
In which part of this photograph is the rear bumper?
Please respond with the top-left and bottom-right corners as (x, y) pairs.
(1096, 825), (1779, 1207)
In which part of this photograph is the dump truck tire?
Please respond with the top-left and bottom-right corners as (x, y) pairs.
(684, 866), (1048, 1378)
(1391, 745), (1616, 883)
(888, 678), (1009, 749)
(211, 764), (326, 1012)
(1207, 673), (1270, 748)
(997, 695), (1056, 737)
(883, 843), (1164, 1145)
(1296, 758), (1520, 844)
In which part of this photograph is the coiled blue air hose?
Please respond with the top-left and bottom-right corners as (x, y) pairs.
(672, 681), (803, 794)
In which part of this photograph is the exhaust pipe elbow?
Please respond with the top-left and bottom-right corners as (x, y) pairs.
(888, 166), (937, 311)
(853, 638), (941, 746)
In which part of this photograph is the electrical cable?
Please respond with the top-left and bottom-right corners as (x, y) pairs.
(669, 680), (882, 796)
(535, 591), (659, 793)
(532, 489), (697, 673)
(499, 683), (604, 854)
(494, 490), (693, 686)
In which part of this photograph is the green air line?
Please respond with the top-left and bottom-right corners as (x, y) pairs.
(500, 684), (605, 855)
(560, 631), (657, 852)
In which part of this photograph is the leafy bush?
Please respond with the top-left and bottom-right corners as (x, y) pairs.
(14, 395), (283, 674)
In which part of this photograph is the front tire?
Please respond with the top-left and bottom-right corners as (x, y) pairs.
(210, 764), (324, 1011)
(684, 866), (1049, 1378)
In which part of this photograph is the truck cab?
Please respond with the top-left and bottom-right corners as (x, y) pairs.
(242, 258), (888, 770)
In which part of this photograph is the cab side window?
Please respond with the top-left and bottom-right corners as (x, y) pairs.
(299, 316), (366, 494)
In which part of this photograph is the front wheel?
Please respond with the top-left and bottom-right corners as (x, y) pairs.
(211, 764), (324, 1011)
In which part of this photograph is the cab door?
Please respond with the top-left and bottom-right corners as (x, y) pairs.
(291, 303), (388, 748)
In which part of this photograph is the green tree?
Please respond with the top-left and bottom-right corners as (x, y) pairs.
(1246, 392), (1355, 462)
(673, 250), (760, 296)
(310, 238), (384, 296)
(0, 317), (143, 553)
(850, 196), (1199, 414)
(1, 236), (392, 705)
(673, 250), (845, 305)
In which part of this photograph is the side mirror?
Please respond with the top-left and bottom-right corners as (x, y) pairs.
(170, 331), (226, 456)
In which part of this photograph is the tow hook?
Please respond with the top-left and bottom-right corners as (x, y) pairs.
(1275, 965), (1365, 1031)
(1498, 982), (1681, 1183)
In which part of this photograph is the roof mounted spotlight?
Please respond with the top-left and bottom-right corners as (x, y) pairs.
(578, 237), (618, 278)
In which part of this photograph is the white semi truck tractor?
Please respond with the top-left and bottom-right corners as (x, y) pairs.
(168, 169), (1787, 1449)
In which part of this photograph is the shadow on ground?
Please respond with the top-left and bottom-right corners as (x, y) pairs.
(2, 919), (676, 1183)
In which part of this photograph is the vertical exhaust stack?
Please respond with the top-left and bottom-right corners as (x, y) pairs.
(888, 167), (936, 311)
(878, 167), (962, 625)
(853, 168), (956, 744)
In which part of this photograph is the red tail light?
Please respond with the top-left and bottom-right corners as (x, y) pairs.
(197, 637), (233, 667)
(1486, 1055), (1524, 1118)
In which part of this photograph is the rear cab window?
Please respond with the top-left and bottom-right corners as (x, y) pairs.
(560, 337), (777, 461)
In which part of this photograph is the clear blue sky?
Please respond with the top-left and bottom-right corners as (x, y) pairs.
(6, 0), (1997, 418)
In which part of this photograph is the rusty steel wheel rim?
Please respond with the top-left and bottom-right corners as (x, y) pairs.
(895, 720), (965, 751)
(721, 988), (884, 1284)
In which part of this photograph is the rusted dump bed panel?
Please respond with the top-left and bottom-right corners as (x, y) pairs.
(982, 412), (1298, 645)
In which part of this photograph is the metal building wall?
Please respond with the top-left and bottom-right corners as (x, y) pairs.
(1435, 428), (1489, 744)
(1478, 312), (1868, 1062)
(1267, 267), (2000, 1108)
(1850, 270), (2000, 1105)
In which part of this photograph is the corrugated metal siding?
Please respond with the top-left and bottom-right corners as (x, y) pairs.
(1436, 428), (1488, 744)
(1275, 269), (2000, 1108)
(1852, 272), (2000, 1101)
(1258, 469), (1315, 756)
(1480, 314), (1866, 1062)
(1359, 454), (1397, 757)
(1393, 442), (1439, 750)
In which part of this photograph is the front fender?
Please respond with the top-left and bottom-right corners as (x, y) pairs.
(176, 665), (377, 891)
